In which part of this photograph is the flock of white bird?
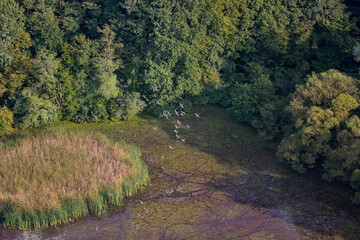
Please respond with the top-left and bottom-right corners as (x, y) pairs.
(98, 91), (201, 232)
(132, 99), (200, 232)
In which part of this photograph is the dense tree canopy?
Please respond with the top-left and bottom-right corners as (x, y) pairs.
(0, 0), (360, 202)
(277, 69), (360, 202)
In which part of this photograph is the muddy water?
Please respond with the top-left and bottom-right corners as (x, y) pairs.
(1, 106), (360, 239)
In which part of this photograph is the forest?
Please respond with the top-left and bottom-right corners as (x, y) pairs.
(1, 0), (360, 213)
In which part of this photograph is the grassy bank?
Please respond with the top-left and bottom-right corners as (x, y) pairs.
(0, 132), (149, 229)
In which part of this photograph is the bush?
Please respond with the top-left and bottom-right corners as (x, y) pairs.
(230, 62), (276, 128)
(15, 89), (58, 128)
(0, 106), (14, 138)
(110, 92), (145, 120)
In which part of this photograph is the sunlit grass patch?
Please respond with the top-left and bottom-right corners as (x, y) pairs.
(0, 132), (149, 228)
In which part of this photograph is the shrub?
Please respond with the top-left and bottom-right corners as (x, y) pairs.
(0, 106), (14, 138)
(110, 92), (145, 120)
(15, 89), (58, 128)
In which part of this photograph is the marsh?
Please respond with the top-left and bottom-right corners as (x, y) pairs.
(1, 106), (359, 239)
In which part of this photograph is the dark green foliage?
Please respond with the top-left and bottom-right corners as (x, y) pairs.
(0, 0), (25, 67)
(2, 0), (356, 127)
(26, 1), (63, 53)
(59, 1), (83, 39)
(230, 62), (276, 128)
(259, 98), (291, 137)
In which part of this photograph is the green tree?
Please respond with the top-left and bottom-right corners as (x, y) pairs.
(278, 70), (359, 174)
(277, 106), (339, 173)
(324, 115), (360, 203)
(35, 50), (60, 100)
(0, 0), (25, 67)
(81, 0), (102, 37)
(57, 1), (83, 39)
(109, 92), (145, 121)
(0, 106), (14, 138)
(94, 25), (122, 100)
(230, 62), (276, 128)
(0, 31), (33, 98)
(286, 70), (358, 120)
(27, 1), (63, 52)
(15, 88), (58, 128)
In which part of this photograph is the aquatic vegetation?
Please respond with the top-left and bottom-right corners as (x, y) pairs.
(0, 106), (359, 239)
(0, 133), (149, 228)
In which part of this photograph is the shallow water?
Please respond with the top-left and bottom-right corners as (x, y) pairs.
(1, 106), (360, 239)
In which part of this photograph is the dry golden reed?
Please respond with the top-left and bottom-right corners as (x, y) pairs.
(0, 132), (149, 228)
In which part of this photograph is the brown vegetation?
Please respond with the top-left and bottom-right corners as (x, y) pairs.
(0, 132), (149, 228)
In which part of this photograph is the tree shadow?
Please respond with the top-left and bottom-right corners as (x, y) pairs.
(156, 105), (360, 239)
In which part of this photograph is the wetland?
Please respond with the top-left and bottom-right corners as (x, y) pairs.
(1, 106), (360, 240)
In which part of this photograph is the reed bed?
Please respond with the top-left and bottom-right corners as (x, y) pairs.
(0, 132), (149, 228)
